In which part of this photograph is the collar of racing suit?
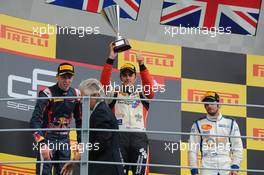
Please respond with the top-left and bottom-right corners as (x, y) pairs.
(121, 84), (135, 94)
(55, 83), (69, 96)
(206, 113), (222, 122)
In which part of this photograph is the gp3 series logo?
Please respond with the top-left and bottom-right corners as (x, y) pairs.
(7, 68), (56, 111)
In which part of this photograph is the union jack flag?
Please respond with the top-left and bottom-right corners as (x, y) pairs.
(46, 0), (141, 20)
(160, 0), (262, 35)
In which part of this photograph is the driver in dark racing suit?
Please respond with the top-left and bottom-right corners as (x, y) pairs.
(30, 62), (82, 175)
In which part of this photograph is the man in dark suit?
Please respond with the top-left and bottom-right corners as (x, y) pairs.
(61, 78), (124, 175)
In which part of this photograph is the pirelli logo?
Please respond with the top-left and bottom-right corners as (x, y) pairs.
(0, 24), (49, 47)
(0, 164), (35, 175)
(124, 49), (174, 68)
(187, 89), (239, 104)
(253, 128), (264, 141)
(253, 64), (264, 78)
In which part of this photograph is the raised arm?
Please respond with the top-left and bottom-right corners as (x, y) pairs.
(100, 43), (117, 91)
(137, 54), (154, 99)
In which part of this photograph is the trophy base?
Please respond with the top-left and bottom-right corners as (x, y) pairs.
(113, 38), (131, 53)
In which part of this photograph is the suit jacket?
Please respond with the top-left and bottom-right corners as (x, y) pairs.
(89, 101), (124, 175)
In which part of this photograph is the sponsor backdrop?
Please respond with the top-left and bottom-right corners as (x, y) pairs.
(0, 14), (56, 58)
(56, 29), (116, 67)
(0, 15), (264, 175)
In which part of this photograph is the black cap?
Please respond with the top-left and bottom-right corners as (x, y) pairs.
(202, 91), (220, 102)
(57, 62), (74, 76)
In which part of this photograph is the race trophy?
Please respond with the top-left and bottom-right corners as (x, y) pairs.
(101, 5), (131, 53)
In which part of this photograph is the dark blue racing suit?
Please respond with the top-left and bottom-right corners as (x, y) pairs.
(30, 84), (82, 175)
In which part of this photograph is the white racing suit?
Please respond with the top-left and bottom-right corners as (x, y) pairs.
(188, 114), (243, 175)
(101, 60), (154, 175)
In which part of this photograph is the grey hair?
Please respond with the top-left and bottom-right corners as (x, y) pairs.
(79, 78), (105, 102)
